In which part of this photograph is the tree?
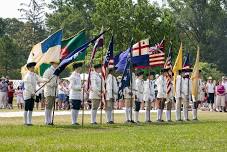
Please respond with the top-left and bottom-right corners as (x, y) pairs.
(0, 36), (23, 79)
(19, 0), (47, 45)
(168, 0), (227, 74)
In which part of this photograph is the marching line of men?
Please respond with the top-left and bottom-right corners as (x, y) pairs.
(23, 61), (202, 126)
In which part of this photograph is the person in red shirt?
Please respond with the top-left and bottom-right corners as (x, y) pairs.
(8, 81), (15, 109)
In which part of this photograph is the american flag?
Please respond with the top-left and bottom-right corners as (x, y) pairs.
(149, 39), (165, 67)
(164, 42), (173, 95)
(87, 27), (104, 90)
(101, 35), (114, 89)
(101, 35), (114, 102)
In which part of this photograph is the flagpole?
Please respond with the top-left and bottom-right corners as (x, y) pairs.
(51, 78), (58, 125)
(129, 39), (133, 123)
(100, 46), (104, 125)
(82, 49), (87, 128)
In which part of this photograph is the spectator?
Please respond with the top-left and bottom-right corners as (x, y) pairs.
(215, 80), (225, 112)
(16, 86), (24, 109)
(7, 81), (15, 109)
(0, 77), (8, 109)
(206, 77), (215, 111)
(57, 80), (65, 110)
(222, 76), (227, 112)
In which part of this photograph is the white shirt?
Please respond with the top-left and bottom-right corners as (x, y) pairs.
(69, 71), (82, 100)
(89, 71), (102, 99)
(43, 66), (58, 97)
(135, 78), (144, 102)
(23, 71), (42, 100)
(222, 81), (227, 93)
(123, 73), (136, 99)
(143, 79), (155, 102)
(155, 75), (167, 98)
(106, 74), (118, 100)
(181, 78), (192, 100)
(206, 82), (215, 93)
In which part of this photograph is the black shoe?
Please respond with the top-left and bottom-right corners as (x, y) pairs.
(91, 122), (98, 125)
(145, 120), (152, 123)
(167, 120), (173, 122)
(27, 124), (33, 126)
(130, 120), (135, 123)
(109, 121), (114, 124)
(185, 119), (190, 121)
(176, 119), (183, 122)
(192, 118), (198, 121)
(72, 123), (80, 125)
(125, 120), (131, 124)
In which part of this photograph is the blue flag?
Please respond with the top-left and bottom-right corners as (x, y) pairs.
(54, 30), (107, 76)
(115, 48), (130, 72)
(183, 52), (190, 69)
(118, 58), (131, 99)
(54, 46), (88, 76)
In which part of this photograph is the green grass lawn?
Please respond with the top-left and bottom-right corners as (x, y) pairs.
(0, 111), (227, 152)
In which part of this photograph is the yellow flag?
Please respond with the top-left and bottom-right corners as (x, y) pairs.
(192, 46), (200, 100)
(173, 43), (183, 95)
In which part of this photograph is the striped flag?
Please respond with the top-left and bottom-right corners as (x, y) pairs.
(149, 39), (165, 67)
(164, 42), (173, 96)
(101, 35), (114, 81)
(101, 35), (114, 101)
(87, 27), (104, 90)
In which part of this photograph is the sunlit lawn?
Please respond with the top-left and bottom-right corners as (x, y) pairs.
(0, 111), (227, 152)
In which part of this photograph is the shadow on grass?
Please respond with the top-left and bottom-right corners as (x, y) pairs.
(35, 120), (227, 130)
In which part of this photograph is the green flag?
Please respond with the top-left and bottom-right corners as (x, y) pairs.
(38, 30), (87, 76)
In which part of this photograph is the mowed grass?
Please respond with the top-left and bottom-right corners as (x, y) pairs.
(0, 111), (227, 152)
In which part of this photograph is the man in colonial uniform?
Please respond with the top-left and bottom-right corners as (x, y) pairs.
(69, 63), (83, 125)
(155, 69), (168, 122)
(89, 64), (102, 124)
(43, 61), (59, 125)
(105, 69), (118, 124)
(165, 68), (174, 122)
(143, 72), (155, 122)
(192, 70), (203, 120)
(134, 71), (144, 123)
(175, 69), (183, 121)
(123, 67), (136, 123)
(181, 69), (192, 121)
(23, 62), (44, 125)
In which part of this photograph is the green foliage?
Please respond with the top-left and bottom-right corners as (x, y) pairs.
(199, 62), (225, 81)
(0, 36), (23, 79)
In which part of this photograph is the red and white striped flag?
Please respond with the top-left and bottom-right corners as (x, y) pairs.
(149, 39), (165, 67)
(164, 42), (173, 96)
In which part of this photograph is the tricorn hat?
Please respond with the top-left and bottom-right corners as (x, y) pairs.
(26, 62), (36, 68)
(73, 63), (83, 69)
(94, 64), (102, 69)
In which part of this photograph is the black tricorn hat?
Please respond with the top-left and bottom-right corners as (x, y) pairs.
(182, 68), (193, 72)
(94, 64), (102, 69)
(136, 71), (144, 76)
(160, 68), (169, 73)
(73, 63), (83, 69)
(26, 62), (36, 68)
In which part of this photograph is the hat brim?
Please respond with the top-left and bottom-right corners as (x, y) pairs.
(26, 62), (37, 68)
(182, 69), (193, 72)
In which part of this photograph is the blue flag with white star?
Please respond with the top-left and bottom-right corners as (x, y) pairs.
(118, 58), (131, 99)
